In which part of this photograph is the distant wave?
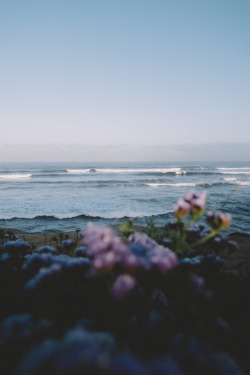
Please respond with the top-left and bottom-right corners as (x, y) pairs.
(28, 179), (129, 186)
(219, 171), (250, 175)
(223, 177), (237, 182)
(235, 181), (250, 186)
(199, 182), (226, 188)
(33, 173), (65, 178)
(66, 169), (93, 174)
(146, 180), (244, 188)
(1, 210), (172, 222)
(40, 169), (66, 173)
(186, 171), (217, 176)
(66, 168), (186, 175)
(4, 168), (249, 178)
(0, 212), (174, 233)
(0, 173), (32, 180)
(217, 167), (250, 175)
(28, 180), (75, 185)
(217, 167), (250, 170)
(199, 178), (250, 187)
(146, 182), (196, 187)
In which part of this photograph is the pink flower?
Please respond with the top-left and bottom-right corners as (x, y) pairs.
(111, 274), (136, 299)
(83, 224), (128, 257)
(149, 246), (178, 274)
(184, 191), (207, 215)
(174, 199), (190, 219)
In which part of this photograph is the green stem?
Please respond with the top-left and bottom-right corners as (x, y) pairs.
(184, 211), (204, 230)
(175, 218), (187, 252)
(190, 229), (218, 249)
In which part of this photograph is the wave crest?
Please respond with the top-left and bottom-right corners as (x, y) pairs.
(1, 210), (171, 222)
(66, 168), (186, 175)
(146, 182), (196, 187)
(0, 173), (32, 180)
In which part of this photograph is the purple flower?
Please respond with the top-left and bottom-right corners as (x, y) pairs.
(111, 274), (136, 299)
(82, 225), (130, 276)
(183, 191), (207, 215)
(92, 252), (121, 276)
(129, 232), (178, 274)
(128, 232), (158, 250)
(149, 246), (178, 274)
(121, 253), (149, 273)
(83, 225), (128, 257)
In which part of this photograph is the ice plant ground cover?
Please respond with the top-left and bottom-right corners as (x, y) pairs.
(0, 191), (249, 375)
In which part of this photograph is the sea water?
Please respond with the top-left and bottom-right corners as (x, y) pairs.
(0, 161), (249, 233)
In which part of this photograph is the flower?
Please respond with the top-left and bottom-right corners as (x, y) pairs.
(111, 274), (136, 299)
(149, 245), (178, 274)
(83, 224), (128, 257)
(82, 225), (130, 276)
(128, 232), (158, 250)
(207, 212), (231, 230)
(174, 199), (190, 219)
(183, 191), (207, 215)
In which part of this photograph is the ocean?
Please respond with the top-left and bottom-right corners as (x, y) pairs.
(0, 161), (249, 234)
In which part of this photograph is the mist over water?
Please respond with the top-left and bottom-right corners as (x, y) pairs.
(0, 161), (249, 233)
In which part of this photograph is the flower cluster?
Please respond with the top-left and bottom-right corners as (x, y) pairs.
(0, 192), (245, 375)
(170, 191), (233, 254)
(83, 224), (128, 277)
(174, 191), (207, 219)
(84, 224), (128, 257)
(128, 232), (178, 275)
(82, 225), (178, 299)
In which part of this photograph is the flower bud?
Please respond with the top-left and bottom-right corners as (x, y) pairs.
(174, 199), (190, 219)
(207, 212), (231, 230)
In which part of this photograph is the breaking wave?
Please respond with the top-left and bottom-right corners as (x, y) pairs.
(66, 168), (186, 175)
(0, 173), (32, 180)
(1, 211), (171, 222)
(146, 182), (196, 187)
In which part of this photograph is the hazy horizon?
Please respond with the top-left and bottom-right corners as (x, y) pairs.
(0, 142), (249, 163)
(1, 1), (250, 157)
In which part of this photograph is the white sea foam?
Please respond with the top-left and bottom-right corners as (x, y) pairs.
(88, 210), (171, 219)
(223, 177), (237, 182)
(175, 170), (186, 175)
(218, 167), (250, 170)
(1, 210), (171, 221)
(235, 181), (250, 186)
(221, 177), (250, 185)
(218, 167), (250, 175)
(67, 168), (185, 174)
(0, 173), (32, 180)
(146, 182), (196, 187)
(66, 169), (91, 174)
(220, 171), (250, 175)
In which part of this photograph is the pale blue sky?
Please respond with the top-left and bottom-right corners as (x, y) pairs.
(0, 0), (249, 160)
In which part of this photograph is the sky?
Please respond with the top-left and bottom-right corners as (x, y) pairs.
(0, 0), (249, 161)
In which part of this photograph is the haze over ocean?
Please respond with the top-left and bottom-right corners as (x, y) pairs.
(0, 161), (249, 233)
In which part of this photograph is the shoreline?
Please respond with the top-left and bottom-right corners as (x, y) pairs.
(1, 226), (249, 279)
(1, 226), (249, 254)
